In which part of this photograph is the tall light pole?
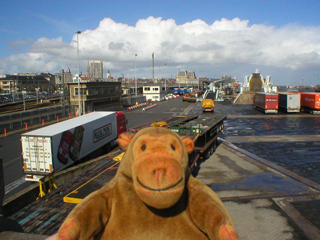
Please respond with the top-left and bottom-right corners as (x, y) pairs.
(135, 54), (137, 96)
(164, 63), (167, 93)
(76, 31), (82, 116)
(152, 53), (154, 82)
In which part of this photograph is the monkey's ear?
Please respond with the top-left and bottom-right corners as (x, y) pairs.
(118, 132), (135, 151)
(182, 137), (194, 154)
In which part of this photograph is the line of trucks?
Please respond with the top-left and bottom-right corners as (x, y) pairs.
(253, 92), (320, 114)
(21, 111), (226, 181)
(181, 90), (215, 113)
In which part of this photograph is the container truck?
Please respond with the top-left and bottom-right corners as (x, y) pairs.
(21, 111), (127, 181)
(253, 92), (278, 113)
(179, 88), (190, 95)
(278, 92), (301, 113)
(173, 88), (180, 95)
(300, 92), (320, 114)
(179, 88), (186, 95)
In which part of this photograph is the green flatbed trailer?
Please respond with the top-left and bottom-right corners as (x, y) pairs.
(129, 115), (227, 173)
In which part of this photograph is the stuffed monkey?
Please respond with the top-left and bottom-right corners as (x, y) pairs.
(57, 127), (238, 240)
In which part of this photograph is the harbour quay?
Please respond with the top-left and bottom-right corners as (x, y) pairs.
(2, 99), (320, 239)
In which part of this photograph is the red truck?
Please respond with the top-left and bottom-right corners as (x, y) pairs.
(253, 92), (278, 113)
(300, 92), (320, 114)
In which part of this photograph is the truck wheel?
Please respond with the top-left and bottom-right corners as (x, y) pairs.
(103, 143), (111, 153)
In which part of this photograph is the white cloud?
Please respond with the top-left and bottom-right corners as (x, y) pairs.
(1, 16), (320, 85)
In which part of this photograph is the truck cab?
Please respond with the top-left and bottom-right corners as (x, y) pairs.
(202, 99), (215, 112)
(116, 111), (128, 136)
(188, 93), (197, 102)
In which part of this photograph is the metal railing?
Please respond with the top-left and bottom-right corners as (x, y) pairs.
(0, 105), (76, 135)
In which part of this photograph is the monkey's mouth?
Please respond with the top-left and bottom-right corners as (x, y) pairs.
(136, 177), (183, 192)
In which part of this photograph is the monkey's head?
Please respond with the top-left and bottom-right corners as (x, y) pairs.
(118, 127), (194, 209)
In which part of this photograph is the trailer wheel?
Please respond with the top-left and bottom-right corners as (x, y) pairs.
(209, 146), (214, 155)
(103, 143), (111, 153)
(204, 150), (211, 159)
(210, 141), (217, 155)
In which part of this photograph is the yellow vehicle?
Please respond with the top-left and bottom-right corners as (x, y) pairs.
(202, 99), (215, 112)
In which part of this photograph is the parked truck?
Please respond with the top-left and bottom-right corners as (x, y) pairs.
(278, 92), (301, 113)
(21, 111), (128, 181)
(202, 99), (215, 112)
(187, 93), (197, 102)
(182, 93), (191, 101)
(300, 92), (320, 114)
(129, 114), (226, 174)
(253, 92), (279, 113)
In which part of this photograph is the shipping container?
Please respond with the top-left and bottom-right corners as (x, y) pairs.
(300, 92), (320, 114)
(21, 111), (127, 181)
(253, 92), (278, 113)
(278, 92), (301, 113)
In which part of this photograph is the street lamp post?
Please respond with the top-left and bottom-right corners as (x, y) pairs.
(76, 31), (82, 116)
(135, 54), (137, 96)
(152, 53), (154, 82)
(164, 63), (167, 93)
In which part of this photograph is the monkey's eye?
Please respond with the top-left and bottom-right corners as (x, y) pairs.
(141, 144), (146, 151)
(171, 144), (176, 151)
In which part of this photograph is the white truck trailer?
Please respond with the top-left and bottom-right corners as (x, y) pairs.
(21, 111), (127, 181)
(278, 92), (301, 113)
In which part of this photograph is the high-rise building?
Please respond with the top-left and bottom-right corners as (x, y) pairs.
(88, 60), (103, 81)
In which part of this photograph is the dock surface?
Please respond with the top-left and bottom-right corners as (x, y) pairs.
(4, 100), (320, 239)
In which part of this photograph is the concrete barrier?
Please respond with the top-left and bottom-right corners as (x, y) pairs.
(142, 104), (158, 111)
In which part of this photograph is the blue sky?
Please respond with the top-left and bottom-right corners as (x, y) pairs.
(1, 0), (320, 86)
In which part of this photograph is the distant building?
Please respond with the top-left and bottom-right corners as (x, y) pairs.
(176, 69), (188, 84)
(55, 68), (73, 85)
(72, 75), (90, 83)
(143, 86), (165, 102)
(187, 70), (196, 79)
(106, 70), (112, 81)
(0, 73), (55, 94)
(87, 60), (103, 81)
(68, 81), (122, 114)
(176, 69), (197, 84)
(54, 69), (73, 94)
